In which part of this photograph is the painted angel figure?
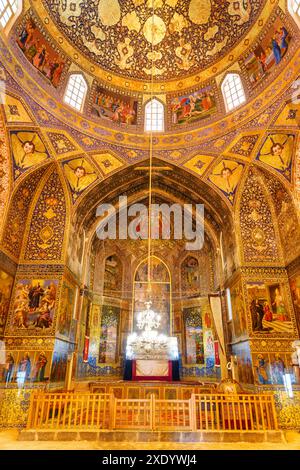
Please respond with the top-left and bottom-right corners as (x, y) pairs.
(64, 159), (97, 196)
(258, 134), (294, 172)
(209, 161), (243, 196)
(11, 132), (49, 170)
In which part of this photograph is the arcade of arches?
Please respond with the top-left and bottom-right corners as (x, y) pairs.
(1, 0), (300, 436)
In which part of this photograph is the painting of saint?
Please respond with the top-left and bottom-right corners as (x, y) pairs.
(10, 131), (49, 174)
(32, 351), (49, 382)
(242, 17), (291, 88)
(290, 274), (300, 320)
(16, 18), (66, 87)
(209, 160), (244, 203)
(10, 279), (58, 332)
(2, 353), (15, 383)
(230, 281), (247, 339)
(103, 255), (122, 294)
(270, 353), (285, 385)
(254, 354), (271, 384)
(0, 270), (14, 335)
(17, 352), (32, 384)
(269, 284), (290, 321)
(91, 85), (138, 126)
(256, 134), (294, 178)
(181, 256), (200, 295)
(57, 283), (75, 338)
(171, 86), (217, 125)
(63, 158), (97, 202)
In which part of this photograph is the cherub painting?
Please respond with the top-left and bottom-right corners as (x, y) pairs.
(10, 131), (50, 176)
(256, 133), (294, 179)
(63, 158), (98, 202)
(209, 160), (244, 203)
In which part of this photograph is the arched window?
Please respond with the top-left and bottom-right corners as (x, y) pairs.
(289, 0), (300, 16)
(0, 0), (20, 28)
(221, 73), (246, 112)
(145, 98), (164, 132)
(63, 74), (88, 112)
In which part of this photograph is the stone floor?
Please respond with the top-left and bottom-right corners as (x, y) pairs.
(0, 429), (300, 450)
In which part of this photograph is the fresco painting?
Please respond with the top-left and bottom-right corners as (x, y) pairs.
(171, 86), (217, 125)
(91, 85), (138, 125)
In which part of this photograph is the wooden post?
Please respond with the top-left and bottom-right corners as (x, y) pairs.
(189, 394), (197, 431)
(109, 393), (115, 430)
(150, 394), (155, 431)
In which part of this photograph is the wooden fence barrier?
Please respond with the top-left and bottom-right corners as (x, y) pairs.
(27, 392), (278, 432)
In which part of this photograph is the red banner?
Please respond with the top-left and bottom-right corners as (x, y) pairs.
(214, 340), (220, 367)
(83, 336), (90, 362)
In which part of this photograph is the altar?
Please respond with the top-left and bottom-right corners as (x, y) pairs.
(124, 301), (179, 382)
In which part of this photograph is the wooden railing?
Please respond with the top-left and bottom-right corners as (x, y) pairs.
(27, 392), (278, 432)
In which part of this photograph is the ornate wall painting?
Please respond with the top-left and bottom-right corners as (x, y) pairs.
(208, 160), (244, 204)
(16, 17), (67, 87)
(242, 16), (291, 89)
(56, 282), (75, 339)
(256, 133), (294, 180)
(90, 84), (139, 126)
(23, 171), (67, 262)
(63, 157), (98, 202)
(169, 85), (217, 126)
(273, 102), (300, 128)
(0, 270), (14, 336)
(10, 131), (50, 178)
(8, 279), (59, 333)
(3, 94), (33, 124)
(1, 350), (52, 384)
(231, 342), (254, 385)
(246, 282), (294, 335)
(183, 307), (204, 365)
(181, 256), (200, 296)
(98, 305), (120, 364)
(103, 255), (122, 295)
(92, 153), (124, 176)
(46, 131), (80, 158)
(183, 154), (214, 177)
(289, 274), (300, 322)
(230, 280), (248, 339)
(50, 339), (69, 382)
(252, 352), (293, 385)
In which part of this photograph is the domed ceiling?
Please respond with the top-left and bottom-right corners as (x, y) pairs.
(43, 0), (263, 81)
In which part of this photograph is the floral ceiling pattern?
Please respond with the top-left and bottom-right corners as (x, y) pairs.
(43, 0), (262, 81)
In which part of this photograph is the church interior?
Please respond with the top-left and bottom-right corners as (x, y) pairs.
(1, 0), (300, 448)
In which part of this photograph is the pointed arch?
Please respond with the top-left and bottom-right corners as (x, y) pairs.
(144, 98), (165, 132)
(20, 164), (70, 263)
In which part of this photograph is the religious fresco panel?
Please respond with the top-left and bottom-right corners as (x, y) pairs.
(230, 279), (248, 340)
(0, 270), (14, 336)
(0, 349), (52, 385)
(10, 130), (50, 178)
(56, 281), (75, 339)
(90, 84), (139, 126)
(252, 351), (296, 385)
(256, 133), (295, 181)
(290, 273), (300, 324)
(181, 256), (200, 296)
(16, 15), (68, 87)
(103, 255), (122, 296)
(98, 305), (120, 364)
(50, 339), (69, 383)
(241, 14), (291, 89)
(246, 282), (294, 335)
(7, 279), (59, 334)
(169, 84), (217, 127)
(231, 342), (254, 385)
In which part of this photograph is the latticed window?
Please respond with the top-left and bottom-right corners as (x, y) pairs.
(0, 0), (19, 27)
(64, 74), (88, 112)
(221, 73), (246, 112)
(290, 0), (300, 15)
(145, 98), (164, 132)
